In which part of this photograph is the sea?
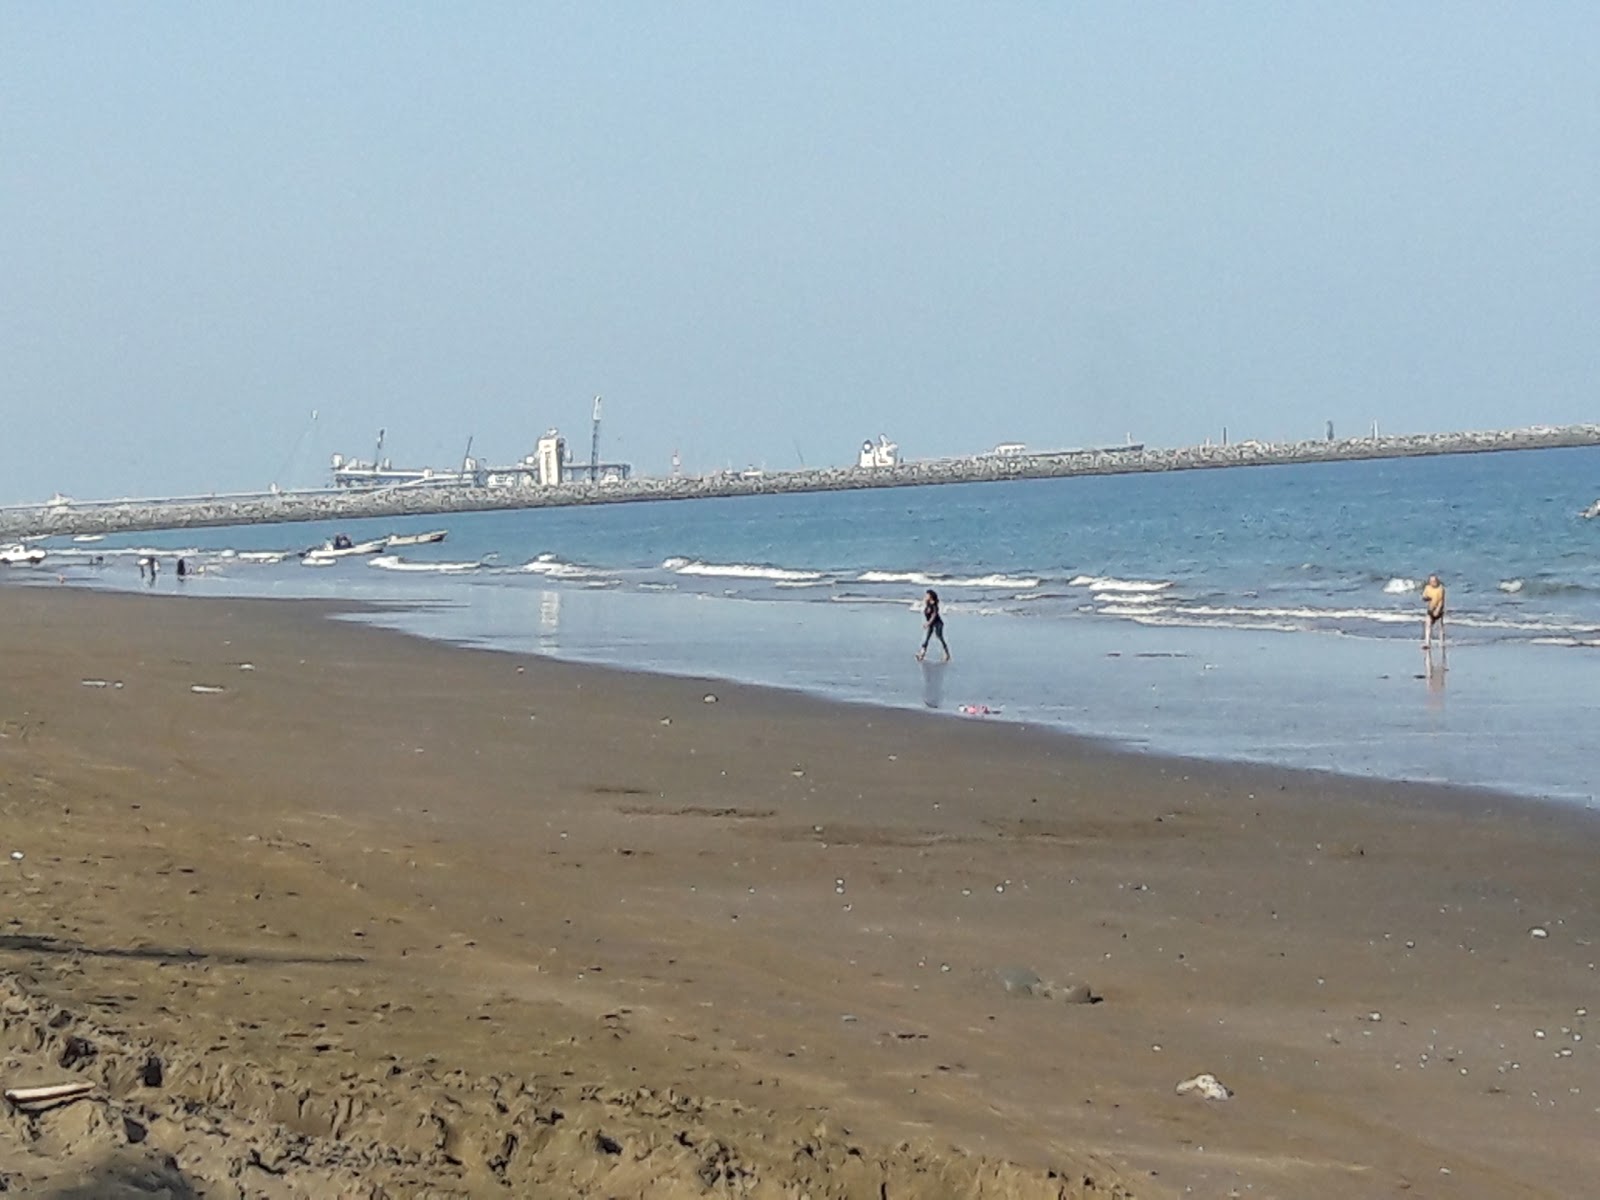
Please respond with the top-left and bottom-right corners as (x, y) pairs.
(23, 446), (1600, 807)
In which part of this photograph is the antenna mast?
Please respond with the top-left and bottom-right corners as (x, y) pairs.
(589, 396), (602, 483)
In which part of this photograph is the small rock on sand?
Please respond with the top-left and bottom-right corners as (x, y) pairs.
(995, 967), (1097, 1004)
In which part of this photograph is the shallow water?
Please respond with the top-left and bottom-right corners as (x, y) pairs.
(23, 445), (1600, 805)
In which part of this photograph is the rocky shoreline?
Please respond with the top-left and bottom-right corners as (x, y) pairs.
(5, 423), (1597, 538)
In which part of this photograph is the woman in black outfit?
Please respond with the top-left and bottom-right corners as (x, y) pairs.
(917, 589), (950, 661)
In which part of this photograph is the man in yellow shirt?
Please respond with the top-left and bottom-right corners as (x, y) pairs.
(1421, 574), (1446, 650)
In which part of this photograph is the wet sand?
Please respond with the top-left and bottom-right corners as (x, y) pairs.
(1, 586), (1596, 1198)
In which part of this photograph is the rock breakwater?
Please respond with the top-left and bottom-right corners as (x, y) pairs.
(4, 424), (1597, 539)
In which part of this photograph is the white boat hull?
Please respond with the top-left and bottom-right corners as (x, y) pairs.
(304, 538), (387, 562)
(384, 530), (448, 548)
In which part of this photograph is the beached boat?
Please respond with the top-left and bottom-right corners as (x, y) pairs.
(384, 529), (448, 548)
(0, 543), (46, 566)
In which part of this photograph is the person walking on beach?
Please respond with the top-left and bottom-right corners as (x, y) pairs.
(917, 589), (950, 662)
(1421, 573), (1446, 650)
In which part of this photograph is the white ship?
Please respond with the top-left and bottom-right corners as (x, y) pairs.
(858, 435), (900, 469)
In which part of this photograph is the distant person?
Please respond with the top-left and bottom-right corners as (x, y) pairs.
(1421, 573), (1446, 650)
(149, 557), (160, 584)
(176, 557), (187, 580)
(917, 589), (950, 662)
(137, 557), (148, 581)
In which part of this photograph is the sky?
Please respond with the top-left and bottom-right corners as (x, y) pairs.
(2, 3), (1596, 502)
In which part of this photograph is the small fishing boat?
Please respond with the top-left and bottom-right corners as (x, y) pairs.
(384, 529), (448, 548)
(301, 534), (386, 562)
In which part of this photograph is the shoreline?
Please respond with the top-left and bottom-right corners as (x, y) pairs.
(4, 587), (1599, 1197)
(16, 564), (1600, 810)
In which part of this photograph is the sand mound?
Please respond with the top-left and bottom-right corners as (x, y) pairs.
(2, 976), (1131, 1198)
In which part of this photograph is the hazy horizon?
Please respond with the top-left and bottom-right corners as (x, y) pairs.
(4, 4), (1596, 503)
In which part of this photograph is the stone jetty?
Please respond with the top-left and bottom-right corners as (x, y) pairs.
(4, 424), (1598, 540)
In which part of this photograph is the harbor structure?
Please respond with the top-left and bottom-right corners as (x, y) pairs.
(858, 436), (900, 469)
(5, 423), (1599, 539)
(331, 408), (632, 492)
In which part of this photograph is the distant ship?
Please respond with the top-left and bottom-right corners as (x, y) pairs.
(858, 436), (900, 469)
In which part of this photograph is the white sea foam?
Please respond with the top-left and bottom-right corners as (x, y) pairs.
(235, 551), (290, 564)
(1084, 596), (1600, 638)
(1498, 579), (1524, 593)
(952, 573), (1041, 588)
(856, 570), (934, 585)
(856, 570), (1042, 588)
(300, 556), (336, 568)
(1098, 604), (1173, 617)
(669, 560), (826, 582)
(1094, 590), (1163, 605)
(1117, 612), (1304, 633)
(369, 555), (480, 573)
(1070, 575), (1173, 593)
(522, 555), (602, 579)
(1178, 603), (1415, 625)
(1382, 577), (1418, 595)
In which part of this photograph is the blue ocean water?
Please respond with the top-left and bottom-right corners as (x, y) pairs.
(28, 446), (1600, 804)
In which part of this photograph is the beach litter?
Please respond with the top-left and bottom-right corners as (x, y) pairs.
(957, 704), (1000, 717)
(703, 693), (718, 703)
(1174, 1073), (1232, 1101)
(995, 966), (1099, 1004)
(4, 1081), (95, 1113)
(190, 684), (227, 695)
(80, 679), (109, 688)
(997, 966), (1044, 996)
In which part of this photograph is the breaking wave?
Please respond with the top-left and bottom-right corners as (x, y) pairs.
(369, 555), (480, 574)
(856, 570), (1042, 588)
(1070, 575), (1173, 593)
(665, 559), (826, 583)
(522, 554), (605, 579)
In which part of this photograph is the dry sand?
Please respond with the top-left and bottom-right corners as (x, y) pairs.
(1, 586), (1596, 1198)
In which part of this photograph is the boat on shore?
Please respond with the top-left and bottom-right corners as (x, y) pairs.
(384, 529), (448, 548)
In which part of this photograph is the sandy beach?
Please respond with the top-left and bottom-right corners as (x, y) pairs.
(1, 586), (1596, 1198)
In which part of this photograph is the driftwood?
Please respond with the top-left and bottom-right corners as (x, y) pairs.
(4, 1080), (95, 1110)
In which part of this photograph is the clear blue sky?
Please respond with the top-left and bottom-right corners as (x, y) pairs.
(3, 3), (1595, 501)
